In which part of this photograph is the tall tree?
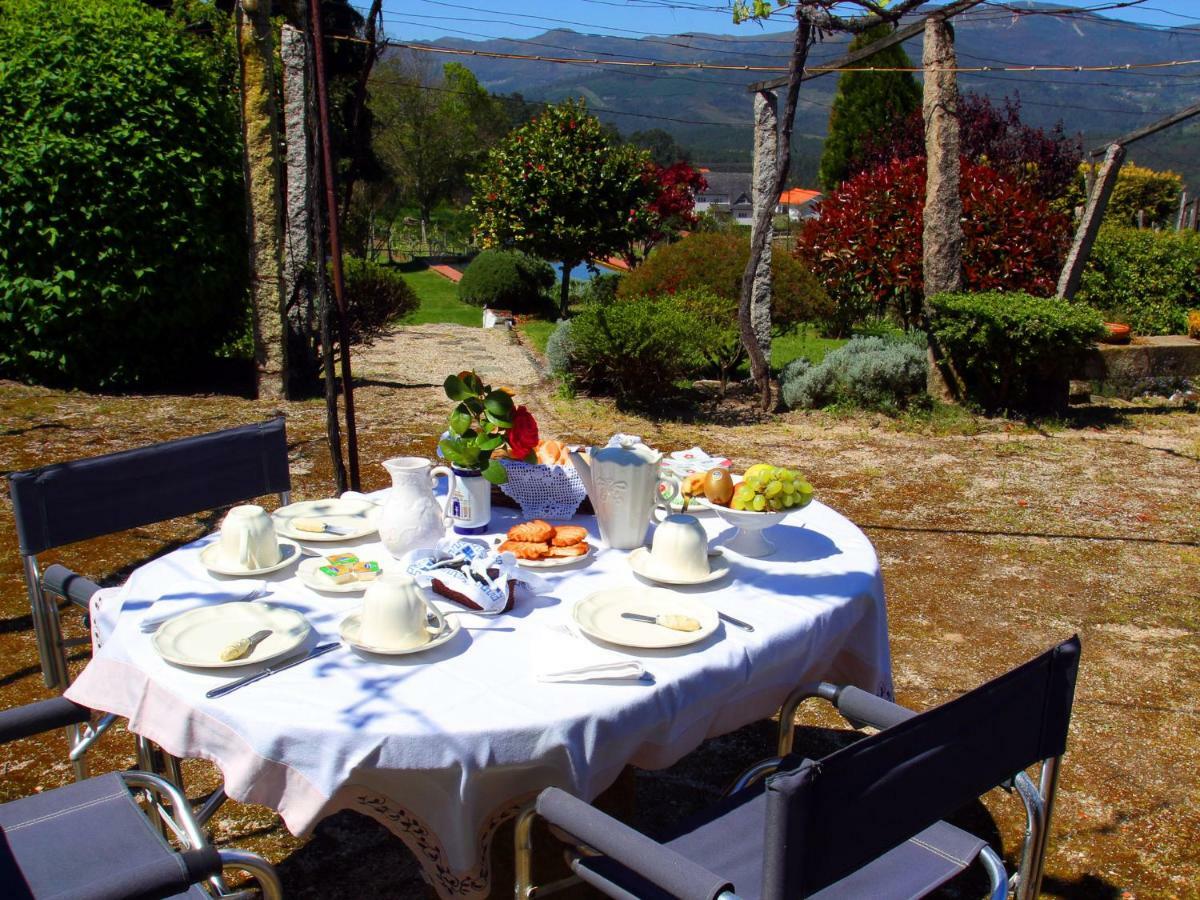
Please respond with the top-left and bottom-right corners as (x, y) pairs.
(469, 99), (656, 317)
(628, 128), (691, 166)
(818, 22), (920, 191)
(371, 56), (506, 242)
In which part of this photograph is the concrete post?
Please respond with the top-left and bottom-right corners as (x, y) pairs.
(1057, 143), (1126, 301)
(750, 90), (778, 368)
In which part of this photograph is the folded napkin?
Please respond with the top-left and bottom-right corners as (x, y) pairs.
(137, 579), (269, 632)
(406, 538), (547, 614)
(538, 660), (647, 684)
(535, 623), (647, 683)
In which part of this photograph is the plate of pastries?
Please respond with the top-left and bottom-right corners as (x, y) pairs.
(498, 519), (594, 568)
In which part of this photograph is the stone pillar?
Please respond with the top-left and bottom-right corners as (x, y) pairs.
(1057, 143), (1126, 300)
(922, 16), (963, 402)
(237, 0), (288, 400)
(750, 90), (778, 367)
(281, 24), (319, 391)
(922, 16), (963, 303)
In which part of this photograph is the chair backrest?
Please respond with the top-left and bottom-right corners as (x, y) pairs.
(9, 417), (291, 556)
(762, 635), (1081, 898)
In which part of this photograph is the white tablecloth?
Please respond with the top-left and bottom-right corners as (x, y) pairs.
(67, 498), (892, 898)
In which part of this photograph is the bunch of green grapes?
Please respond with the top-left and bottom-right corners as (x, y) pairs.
(730, 464), (814, 512)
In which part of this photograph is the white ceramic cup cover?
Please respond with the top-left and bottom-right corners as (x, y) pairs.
(218, 505), (280, 569)
(360, 573), (445, 650)
(648, 513), (710, 580)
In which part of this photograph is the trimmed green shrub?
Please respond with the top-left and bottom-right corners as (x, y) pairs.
(929, 291), (1104, 415)
(617, 232), (833, 332)
(457, 250), (555, 312)
(0, 0), (247, 387)
(569, 272), (622, 307)
(341, 259), (419, 342)
(674, 288), (744, 394)
(781, 336), (927, 412)
(545, 319), (574, 376)
(567, 295), (701, 404)
(1075, 225), (1200, 335)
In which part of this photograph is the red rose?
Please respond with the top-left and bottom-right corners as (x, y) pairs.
(507, 406), (539, 461)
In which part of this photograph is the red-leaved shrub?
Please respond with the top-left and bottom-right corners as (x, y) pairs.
(795, 156), (1071, 333)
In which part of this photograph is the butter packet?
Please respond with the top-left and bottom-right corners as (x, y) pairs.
(318, 564), (356, 585)
(325, 552), (359, 567)
(352, 560), (381, 581)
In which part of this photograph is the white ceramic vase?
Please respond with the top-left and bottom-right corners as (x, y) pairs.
(378, 457), (456, 559)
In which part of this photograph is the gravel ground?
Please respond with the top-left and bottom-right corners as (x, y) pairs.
(0, 323), (1196, 898)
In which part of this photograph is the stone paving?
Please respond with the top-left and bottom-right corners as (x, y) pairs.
(353, 323), (544, 390)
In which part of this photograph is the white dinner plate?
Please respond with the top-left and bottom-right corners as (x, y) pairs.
(515, 543), (596, 569)
(199, 539), (302, 577)
(272, 498), (381, 542)
(627, 548), (730, 586)
(296, 555), (387, 593)
(572, 589), (720, 649)
(339, 611), (461, 655)
(153, 602), (311, 669)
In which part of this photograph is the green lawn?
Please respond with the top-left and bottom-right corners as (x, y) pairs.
(771, 327), (847, 371)
(398, 268), (480, 327)
(519, 319), (557, 354)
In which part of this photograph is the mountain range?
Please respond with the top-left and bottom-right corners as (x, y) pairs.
(411, 1), (1200, 189)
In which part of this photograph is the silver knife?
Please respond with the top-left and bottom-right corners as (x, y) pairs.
(717, 612), (754, 632)
(206, 642), (341, 699)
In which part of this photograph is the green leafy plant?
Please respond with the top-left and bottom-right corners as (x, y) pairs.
(1074, 225), (1200, 335)
(780, 335), (928, 412)
(567, 295), (702, 405)
(457, 250), (555, 312)
(1061, 162), (1183, 228)
(928, 291), (1104, 416)
(545, 319), (574, 376)
(439, 372), (539, 484)
(341, 258), (419, 342)
(467, 98), (657, 316)
(674, 288), (746, 396)
(617, 232), (833, 333)
(0, 0), (246, 387)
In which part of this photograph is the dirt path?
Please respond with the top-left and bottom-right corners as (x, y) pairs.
(0, 332), (1197, 898)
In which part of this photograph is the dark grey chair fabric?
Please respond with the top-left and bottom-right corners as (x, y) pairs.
(538, 636), (1082, 900)
(0, 772), (215, 899)
(10, 417), (290, 556)
(0, 696), (90, 744)
(40, 564), (102, 612)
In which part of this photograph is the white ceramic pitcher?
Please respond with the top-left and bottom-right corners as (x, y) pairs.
(569, 438), (678, 550)
(378, 457), (456, 559)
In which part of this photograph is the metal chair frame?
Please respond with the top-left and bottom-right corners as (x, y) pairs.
(515, 677), (1067, 900)
(8, 418), (290, 787)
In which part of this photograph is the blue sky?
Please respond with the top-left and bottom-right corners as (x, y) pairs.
(374, 1), (1200, 43)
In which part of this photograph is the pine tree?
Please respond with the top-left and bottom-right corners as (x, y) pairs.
(818, 24), (921, 191)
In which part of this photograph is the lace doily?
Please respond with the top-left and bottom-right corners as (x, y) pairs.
(498, 459), (588, 519)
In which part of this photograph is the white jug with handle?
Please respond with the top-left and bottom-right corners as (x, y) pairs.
(569, 438), (678, 550)
(378, 457), (456, 559)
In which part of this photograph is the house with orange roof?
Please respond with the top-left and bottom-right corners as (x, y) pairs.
(777, 187), (822, 221)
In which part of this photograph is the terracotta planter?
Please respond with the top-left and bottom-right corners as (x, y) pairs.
(1101, 322), (1131, 345)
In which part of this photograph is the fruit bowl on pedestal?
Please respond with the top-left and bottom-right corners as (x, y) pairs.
(710, 504), (792, 557)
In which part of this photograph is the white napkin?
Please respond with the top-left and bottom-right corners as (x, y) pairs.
(538, 660), (647, 683)
(535, 624), (647, 683)
(137, 580), (269, 631)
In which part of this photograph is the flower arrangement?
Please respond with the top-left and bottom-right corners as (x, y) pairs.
(439, 371), (539, 484)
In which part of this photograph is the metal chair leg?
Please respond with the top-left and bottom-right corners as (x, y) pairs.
(515, 803), (537, 899)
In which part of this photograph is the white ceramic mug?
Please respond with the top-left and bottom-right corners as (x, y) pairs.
(647, 512), (710, 580)
(360, 574), (446, 650)
(218, 505), (280, 570)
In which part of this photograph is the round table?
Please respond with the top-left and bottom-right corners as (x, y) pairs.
(67, 498), (892, 899)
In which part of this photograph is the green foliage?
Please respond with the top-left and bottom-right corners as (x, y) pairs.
(780, 335), (928, 412)
(818, 24), (920, 191)
(567, 295), (702, 405)
(457, 250), (554, 312)
(439, 371), (539, 483)
(546, 319), (574, 376)
(617, 232), (833, 332)
(1062, 162), (1183, 228)
(1075, 225), (1200, 336)
(341, 259), (419, 341)
(570, 273), (622, 307)
(674, 288), (744, 393)
(371, 57), (507, 227)
(468, 99), (656, 311)
(0, 0), (246, 387)
(628, 128), (690, 166)
(928, 291), (1105, 415)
